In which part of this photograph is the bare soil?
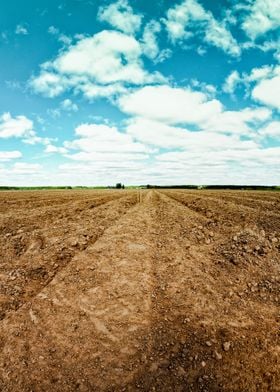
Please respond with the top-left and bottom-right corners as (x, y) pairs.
(0, 189), (279, 391)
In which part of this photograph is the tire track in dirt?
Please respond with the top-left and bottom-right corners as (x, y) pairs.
(0, 191), (104, 214)
(128, 191), (280, 391)
(163, 190), (280, 234)
(0, 191), (125, 224)
(161, 191), (280, 284)
(172, 189), (280, 216)
(0, 193), (138, 322)
(182, 190), (280, 203)
(0, 191), (161, 391)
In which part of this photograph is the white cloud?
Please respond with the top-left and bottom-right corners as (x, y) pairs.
(64, 122), (154, 164)
(78, 82), (128, 100)
(119, 84), (272, 167)
(47, 108), (61, 118)
(120, 85), (271, 141)
(155, 48), (173, 63)
(205, 18), (240, 56)
(22, 130), (52, 146)
(97, 0), (143, 35)
(223, 65), (280, 109)
(1, 31), (8, 43)
(65, 151), (148, 163)
(12, 162), (42, 174)
(0, 162), (44, 185)
(141, 20), (161, 60)
(118, 85), (223, 125)
(0, 112), (53, 146)
(45, 144), (68, 154)
(15, 24), (28, 35)
(59, 161), (146, 173)
(201, 107), (271, 134)
(0, 113), (34, 138)
(158, 147), (280, 168)
(0, 151), (22, 161)
(47, 26), (72, 45)
(59, 121), (153, 184)
(5, 80), (22, 90)
(30, 72), (67, 98)
(246, 65), (277, 82)
(154, 146), (280, 185)
(190, 79), (216, 96)
(252, 75), (280, 109)
(48, 26), (59, 35)
(260, 121), (280, 138)
(53, 31), (149, 83)
(223, 70), (241, 94)
(126, 118), (191, 149)
(126, 117), (259, 150)
(164, 0), (240, 56)
(58, 34), (72, 46)
(61, 99), (78, 112)
(30, 30), (165, 99)
(242, 0), (280, 39)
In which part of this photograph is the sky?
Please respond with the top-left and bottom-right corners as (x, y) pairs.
(0, 0), (280, 186)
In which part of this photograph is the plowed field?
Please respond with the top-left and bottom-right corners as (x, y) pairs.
(0, 189), (279, 391)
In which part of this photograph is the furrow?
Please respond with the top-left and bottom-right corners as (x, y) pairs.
(0, 193), (138, 322)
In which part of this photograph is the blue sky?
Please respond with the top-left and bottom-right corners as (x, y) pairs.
(0, 0), (280, 186)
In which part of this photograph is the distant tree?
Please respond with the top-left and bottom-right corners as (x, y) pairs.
(116, 183), (122, 189)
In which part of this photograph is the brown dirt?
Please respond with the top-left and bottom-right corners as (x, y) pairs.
(0, 189), (279, 391)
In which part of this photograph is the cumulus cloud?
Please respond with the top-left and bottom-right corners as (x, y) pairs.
(118, 85), (223, 125)
(0, 112), (53, 147)
(223, 70), (241, 94)
(30, 72), (67, 98)
(141, 20), (161, 60)
(252, 75), (280, 109)
(140, 21), (172, 63)
(16, 1), (279, 186)
(126, 118), (192, 149)
(260, 121), (280, 138)
(0, 113), (34, 138)
(201, 107), (271, 134)
(64, 122), (154, 164)
(97, 0), (143, 35)
(30, 30), (165, 99)
(78, 82), (128, 100)
(45, 144), (68, 154)
(52, 31), (155, 83)
(61, 99), (78, 112)
(242, 0), (280, 39)
(223, 65), (280, 109)
(21, 131), (52, 146)
(59, 121), (154, 184)
(82, 78), (274, 184)
(164, 0), (240, 56)
(126, 117), (258, 150)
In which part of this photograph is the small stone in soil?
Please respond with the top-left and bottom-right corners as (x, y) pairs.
(223, 342), (231, 352)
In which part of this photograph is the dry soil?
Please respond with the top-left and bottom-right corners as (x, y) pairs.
(0, 189), (279, 391)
